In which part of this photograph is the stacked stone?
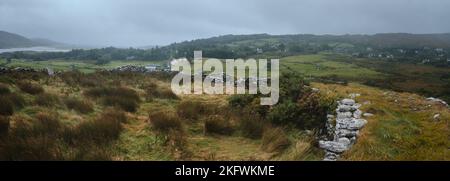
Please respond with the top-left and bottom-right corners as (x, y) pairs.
(319, 98), (367, 161)
(110, 65), (148, 73)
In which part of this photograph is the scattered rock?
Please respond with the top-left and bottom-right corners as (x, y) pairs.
(363, 113), (374, 117)
(433, 114), (440, 121)
(341, 99), (356, 106)
(362, 101), (371, 105)
(319, 140), (350, 153)
(426, 97), (449, 107)
(349, 93), (361, 99)
(353, 109), (362, 118)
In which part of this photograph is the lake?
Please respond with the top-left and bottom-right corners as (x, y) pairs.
(0, 46), (71, 53)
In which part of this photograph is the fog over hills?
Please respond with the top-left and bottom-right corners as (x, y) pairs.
(1, 0), (449, 47)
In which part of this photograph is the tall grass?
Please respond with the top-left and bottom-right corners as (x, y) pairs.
(17, 81), (44, 95)
(71, 109), (126, 144)
(84, 86), (140, 112)
(64, 97), (94, 114)
(203, 115), (234, 135)
(35, 93), (61, 107)
(261, 127), (291, 153)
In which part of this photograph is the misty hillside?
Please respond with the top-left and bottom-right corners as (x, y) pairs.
(0, 30), (66, 49)
(0, 31), (36, 49)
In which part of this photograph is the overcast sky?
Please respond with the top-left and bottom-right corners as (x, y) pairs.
(1, 0), (449, 47)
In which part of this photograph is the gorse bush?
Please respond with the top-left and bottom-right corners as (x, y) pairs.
(279, 71), (308, 102)
(268, 100), (299, 126)
(64, 97), (94, 114)
(203, 115), (234, 135)
(261, 127), (291, 153)
(17, 81), (44, 94)
(228, 94), (256, 108)
(296, 92), (335, 130)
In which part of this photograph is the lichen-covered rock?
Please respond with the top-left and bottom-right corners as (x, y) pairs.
(341, 99), (355, 106)
(323, 152), (339, 161)
(337, 111), (353, 119)
(319, 98), (367, 161)
(353, 109), (362, 118)
(319, 140), (350, 153)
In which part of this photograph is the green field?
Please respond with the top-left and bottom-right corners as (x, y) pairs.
(280, 54), (385, 80)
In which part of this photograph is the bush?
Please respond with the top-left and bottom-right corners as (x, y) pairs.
(279, 71), (308, 102)
(149, 110), (183, 133)
(228, 94), (255, 108)
(35, 93), (61, 107)
(203, 115), (234, 135)
(64, 97), (94, 114)
(267, 100), (299, 126)
(177, 100), (207, 120)
(296, 92), (334, 130)
(17, 81), (44, 94)
(261, 127), (291, 153)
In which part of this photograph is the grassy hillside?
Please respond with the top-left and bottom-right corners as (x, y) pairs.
(313, 83), (449, 160)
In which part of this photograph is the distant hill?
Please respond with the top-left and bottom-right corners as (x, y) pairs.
(167, 33), (450, 50)
(0, 30), (36, 49)
(0, 30), (67, 49)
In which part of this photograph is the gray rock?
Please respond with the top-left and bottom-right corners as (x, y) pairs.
(426, 97), (449, 107)
(323, 152), (339, 161)
(341, 99), (355, 106)
(319, 141), (350, 153)
(337, 111), (353, 119)
(363, 113), (374, 117)
(353, 109), (362, 118)
(336, 129), (359, 138)
(349, 93), (361, 99)
(433, 114), (440, 121)
(338, 137), (351, 146)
